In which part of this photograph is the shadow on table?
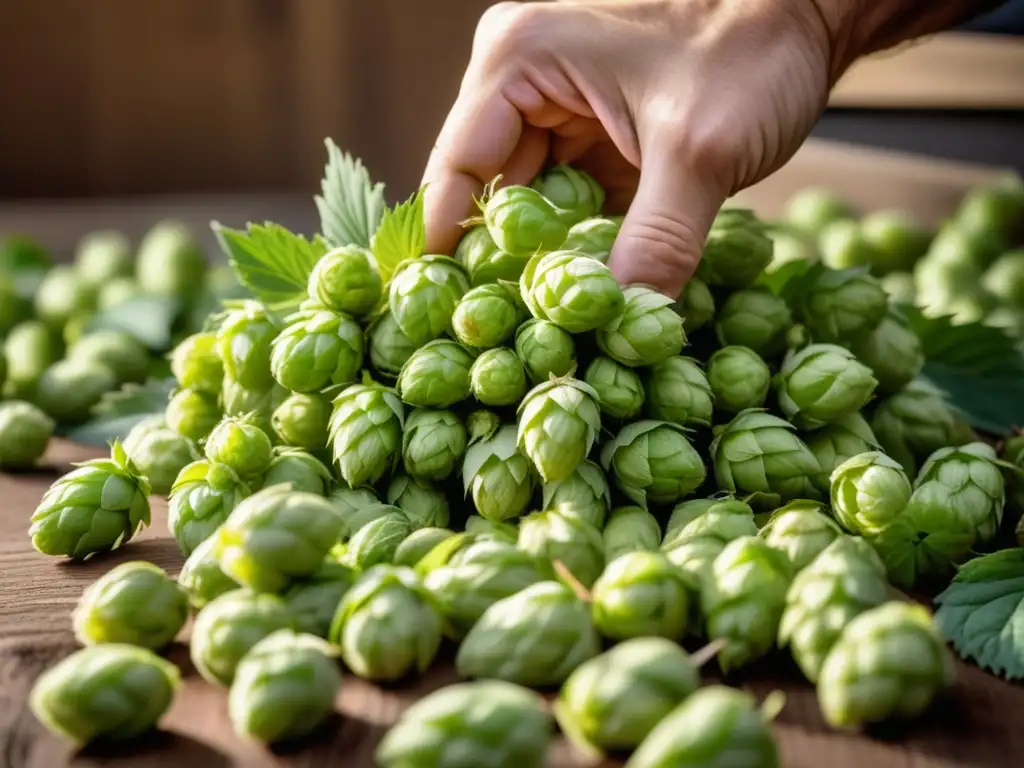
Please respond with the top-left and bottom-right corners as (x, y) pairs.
(72, 730), (230, 767)
(54, 538), (186, 577)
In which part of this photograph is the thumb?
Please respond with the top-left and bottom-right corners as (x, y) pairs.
(606, 143), (727, 299)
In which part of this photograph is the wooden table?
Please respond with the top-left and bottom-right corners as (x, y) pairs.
(0, 440), (1022, 768)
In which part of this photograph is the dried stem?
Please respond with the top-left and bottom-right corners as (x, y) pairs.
(553, 560), (592, 602)
(689, 637), (727, 668)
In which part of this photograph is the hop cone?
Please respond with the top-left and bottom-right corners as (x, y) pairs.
(518, 509), (606, 589)
(556, 637), (699, 753)
(329, 381), (404, 488)
(602, 420), (706, 508)
(778, 536), (889, 682)
(466, 515), (519, 543)
(776, 343), (878, 429)
(29, 440), (151, 560)
(284, 558), (356, 638)
(33, 359), (117, 426)
(596, 286), (684, 367)
(696, 208), (774, 287)
(262, 447), (333, 496)
(462, 423), (536, 522)
(376, 680), (553, 768)
(216, 300), (277, 390)
(564, 216), (619, 262)
(708, 345), (772, 414)
(219, 377), (285, 437)
(204, 416), (274, 482)
(715, 286), (793, 359)
(328, 565), (443, 681)
(393, 527), (456, 568)
(583, 356), (644, 421)
(166, 387), (221, 442)
(532, 164), (605, 225)
(711, 409), (821, 508)
(817, 602), (954, 728)
(673, 276), (715, 331)
(758, 500), (843, 571)
(804, 412), (881, 493)
(643, 356), (713, 428)
(0, 399), (54, 469)
(167, 460), (250, 556)
(388, 255), (470, 345)
(455, 225), (531, 286)
(387, 473), (450, 529)
(452, 283), (524, 349)
(269, 307), (364, 392)
(170, 331), (223, 395)
(602, 506), (662, 563)
(520, 250), (625, 333)
(664, 497), (719, 539)
(517, 377), (601, 483)
(700, 536), (794, 671)
(456, 580), (600, 687)
(541, 459), (612, 529)
(483, 184), (569, 257)
(332, 500), (400, 544)
(396, 339), (474, 408)
(402, 408), (467, 481)
(341, 511), (414, 571)
(470, 347), (528, 406)
(515, 317), (576, 384)
(591, 551), (690, 641)
(122, 418), (199, 496)
(849, 314), (924, 395)
(178, 533), (239, 611)
(29, 644), (180, 746)
(307, 244), (381, 317)
(366, 310), (418, 380)
(661, 498), (759, 580)
(870, 378), (962, 477)
(830, 451), (912, 537)
(797, 267), (888, 344)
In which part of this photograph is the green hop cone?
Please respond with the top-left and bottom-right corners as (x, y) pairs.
(178, 533), (240, 611)
(590, 551), (690, 641)
(786, 187), (853, 232)
(386, 473), (450, 529)
(775, 343), (878, 429)
(169, 331), (224, 394)
(830, 451), (912, 537)
(283, 558), (356, 638)
(798, 267), (888, 344)
(262, 447), (333, 496)
(871, 443), (1006, 589)
(228, 629), (342, 744)
(29, 644), (180, 746)
(328, 565), (443, 681)
(393, 527), (457, 568)
(136, 220), (206, 297)
(342, 510), (414, 570)
(216, 301), (278, 391)
(518, 509), (606, 589)
(817, 601), (954, 728)
(74, 229), (132, 287)
(72, 561), (188, 650)
(388, 255), (470, 345)
(33, 359), (117, 426)
(531, 164), (605, 225)
(711, 409), (822, 508)
(271, 392), (331, 451)
(515, 317), (577, 384)
(204, 415), (274, 482)
(465, 515), (518, 543)
(366, 309), (418, 380)
(696, 208), (774, 287)
(596, 286), (685, 368)
(402, 408), (467, 481)
(424, 538), (546, 639)
(452, 283), (524, 349)
(707, 345), (771, 414)
(624, 685), (780, 768)
(602, 420), (706, 508)
(556, 637), (699, 754)
(455, 225), (530, 286)
(96, 276), (142, 311)
(328, 381), (404, 488)
(307, 244), (382, 317)
(848, 314), (924, 397)
(470, 347), (528, 406)
(715, 286), (793, 359)
(0, 276), (31, 339)
(168, 460), (250, 557)
(664, 497), (719, 539)
(166, 387), (222, 442)
(564, 216), (619, 262)
(602, 505), (662, 563)
(673, 276), (715, 332)
(870, 378), (962, 477)
(463, 423), (536, 522)
(3, 320), (60, 400)
(270, 308), (364, 392)
(859, 210), (932, 274)
(520, 250), (625, 333)
(331, 498), (398, 543)
(765, 223), (820, 273)
(778, 535), (889, 682)
(189, 589), (296, 686)
(880, 271), (916, 304)
(456, 580), (601, 687)
(375, 680), (554, 768)
(701, 536), (794, 671)
(643, 356), (713, 428)
(661, 498), (758, 580)
(517, 376), (601, 483)
(215, 484), (344, 593)
(804, 412), (882, 494)
(583, 356), (644, 421)
(0, 400), (54, 469)
(34, 265), (96, 329)
(955, 173), (1024, 245)
(483, 184), (569, 256)
(220, 377), (286, 436)
(758, 500), (843, 571)
(29, 441), (151, 560)
(817, 218), (879, 270)
(468, 409), (502, 440)
(982, 249), (1024, 308)
(396, 339), (474, 408)
(67, 330), (149, 385)
(542, 459), (612, 529)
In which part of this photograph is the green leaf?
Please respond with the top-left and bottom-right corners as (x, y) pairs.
(757, 258), (813, 297)
(212, 221), (328, 310)
(933, 548), (1024, 681)
(85, 295), (184, 352)
(372, 186), (426, 284)
(0, 235), (52, 273)
(62, 377), (176, 446)
(315, 138), (387, 250)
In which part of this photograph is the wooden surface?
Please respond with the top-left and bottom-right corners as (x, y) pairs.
(1, 440), (1023, 768)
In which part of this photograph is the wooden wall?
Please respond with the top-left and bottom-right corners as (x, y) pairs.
(0, 0), (495, 201)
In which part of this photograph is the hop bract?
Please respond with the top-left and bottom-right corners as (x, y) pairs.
(307, 244), (382, 317)
(388, 255), (470, 345)
(328, 381), (404, 488)
(590, 551), (690, 641)
(520, 250), (625, 333)
(563, 216), (619, 262)
(517, 376), (601, 483)
(602, 506), (662, 563)
(776, 343), (878, 429)
(661, 498), (758, 579)
(386, 473), (450, 529)
(531, 164), (605, 225)
(596, 286), (684, 367)
(396, 340), (474, 408)
(455, 225), (530, 286)
(452, 283), (524, 349)
(715, 286), (793, 359)
(269, 307), (364, 392)
(696, 208), (774, 287)
(483, 184), (569, 257)
(402, 408), (467, 481)
(804, 412), (881, 493)
(601, 420), (706, 508)
(643, 356), (713, 428)
(366, 310), (418, 380)
(515, 318), (576, 384)
(542, 459), (612, 529)
(849, 314), (924, 395)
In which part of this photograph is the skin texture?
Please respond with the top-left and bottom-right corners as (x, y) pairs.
(422, 0), (998, 297)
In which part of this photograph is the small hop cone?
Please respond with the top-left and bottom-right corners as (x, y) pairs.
(517, 376), (601, 484)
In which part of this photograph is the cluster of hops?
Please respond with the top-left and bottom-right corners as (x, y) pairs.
(27, 160), (994, 762)
(0, 221), (250, 470)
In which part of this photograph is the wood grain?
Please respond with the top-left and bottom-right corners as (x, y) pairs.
(2, 440), (1024, 767)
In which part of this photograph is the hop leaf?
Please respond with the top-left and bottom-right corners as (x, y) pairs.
(316, 138), (387, 250)
(372, 187), (427, 285)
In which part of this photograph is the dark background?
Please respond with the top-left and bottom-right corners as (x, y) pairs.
(0, 0), (1020, 203)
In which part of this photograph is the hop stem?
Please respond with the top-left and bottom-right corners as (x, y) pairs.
(689, 637), (727, 669)
(760, 690), (787, 722)
(553, 560), (592, 602)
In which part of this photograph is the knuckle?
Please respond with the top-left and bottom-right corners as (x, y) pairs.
(474, 2), (552, 64)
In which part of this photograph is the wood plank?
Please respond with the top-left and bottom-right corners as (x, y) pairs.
(2, 440), (1024, 767)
